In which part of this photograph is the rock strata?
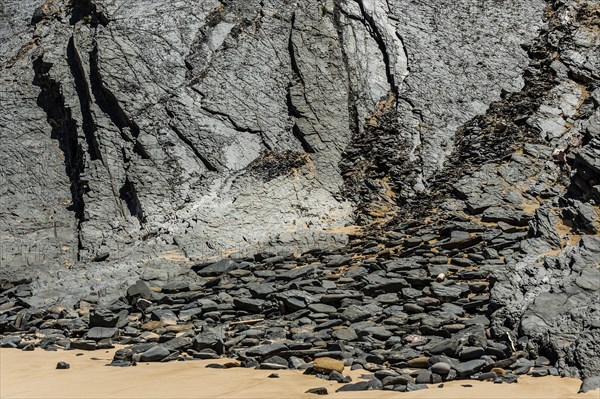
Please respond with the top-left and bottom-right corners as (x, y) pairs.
(0, 0), (598, 394)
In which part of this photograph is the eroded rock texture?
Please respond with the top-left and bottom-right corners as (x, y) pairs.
(1, 0), (547, 295)
(0, 0), (598, 391)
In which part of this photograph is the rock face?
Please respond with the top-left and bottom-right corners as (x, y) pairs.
(0, 0), (599, 392)
(0, 0), (548, 302)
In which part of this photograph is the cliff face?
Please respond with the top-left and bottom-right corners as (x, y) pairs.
(0, 0), (599, 389)
(1, 0), (547, 294)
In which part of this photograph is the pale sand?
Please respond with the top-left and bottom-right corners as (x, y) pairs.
(1, 348), (598, 399)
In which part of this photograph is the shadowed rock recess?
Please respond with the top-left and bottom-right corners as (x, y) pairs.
(1, 0), (598, 393)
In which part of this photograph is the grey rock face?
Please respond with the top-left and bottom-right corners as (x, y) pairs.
(0, 0), (599, 392)
(0, 0), (552, 305)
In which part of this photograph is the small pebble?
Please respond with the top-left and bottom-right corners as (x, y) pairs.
(56, 362), (70, 370)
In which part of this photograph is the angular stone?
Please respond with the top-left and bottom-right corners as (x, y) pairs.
(332, 328), (358, 341)
(454, 359), (487, 378)
(246, 344), (287, 358)
(139, 345), (170, 362)
(87, 327), (117, 340)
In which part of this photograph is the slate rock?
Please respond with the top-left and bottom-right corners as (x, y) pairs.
(342, 305), (371, 323)
(126, 281), (153, 300)
(56, 362), (70, 369)
(453, 359), (487, 378)
(306, 387), (328, 395)
(459, 346), (485, 361)
(431, 362), (452, 375)
(139, 345), (170, 362)
(70, 340), (97, 351)
(193, 333), (223, 353)
(194, 259), (239, 277)
(328, 370), (346, 383)
(332, 328), (358, 341)
(89, 309), (128, 328)
(87, 327), (117, 340)
(415, 371), (432, 384)
(579, 376), (600, 393)
(151, 309), (178, 325)
(233, 298), (265, 313)
(336, 379), (382, 392)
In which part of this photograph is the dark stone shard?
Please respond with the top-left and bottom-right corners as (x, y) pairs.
(278, 265), (318, 281)
(404, 303), (425, 314)
(193, 259), (240, 277)
(416, 297), (440, 307)
(534, 356), (551, 366)
(382, 375), (414, 386)
(482, 206), (531, 226)
(431, 362), (452, 375)
(336, 378), (382, 392)
(233, 298), (265, 313)
(246, 344), (287, 357)
(248, 283), (278, 299)
(259, 362), (288, 370)
(87, 327), (117, 340)
(453, 359), (487, 378)
(432, 283), (468, 300)
(531, 368), (549, 377)
(139, 345), (170, 362)
(135, 298), (152, 312)
(113, 348), (133, 361)
(161, 282), (190, 294)
(478, 371), (498, 381)
(275, 290), (317, 311)
(375, 369), (398, 381)
(305, 387), (328, 395)
(328, 370), (346, 383)
(178, 307), (203, 321)
(161, 351), (181, 362)
(362, 275), (408, 294)
(151, 309), (178, 325)
(341, 305), (371, 322)
(438, 234), (483, 250)
(0, 336), (21, 348)
(429, 339), (458, 356)
(193, 333), (223, 353)
(262, 355), (289, 368)
(579, 376), (600, 393)
(163, 336), (192, 352)
(459, 346), (485, 361)
(107, 361), (133, 367)
(415, 371), (432, 384)
(130, 343), (158, 354)
(206, 363), (227, 369)
(357, 326), (393, 340)
(126, 281), (153, 300)
(70, 340), (97, 350)
(332, 328), (358, 341)
(308, 303), (337, 314)
(90, 309), (128, 328)
(190, 350), (220, 359)
(56, 361), (70, 369)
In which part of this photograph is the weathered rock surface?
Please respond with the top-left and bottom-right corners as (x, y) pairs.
(0, 0), (599, 394)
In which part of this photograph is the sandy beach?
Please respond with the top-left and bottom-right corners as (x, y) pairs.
(1, 348), (597, 399)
